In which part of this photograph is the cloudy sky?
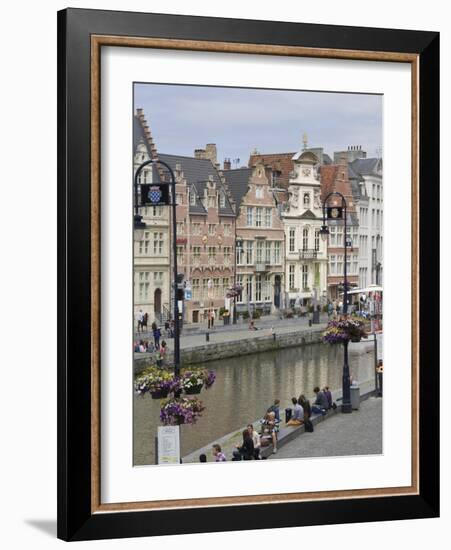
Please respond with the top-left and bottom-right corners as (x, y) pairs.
(134, 83), (382, 166)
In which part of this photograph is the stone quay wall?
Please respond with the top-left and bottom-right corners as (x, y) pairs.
(134, 327), (325, 375)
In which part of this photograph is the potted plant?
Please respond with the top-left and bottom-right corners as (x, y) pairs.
(159, 396), (205, 425)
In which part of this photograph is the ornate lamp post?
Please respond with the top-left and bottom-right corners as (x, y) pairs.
(134, 159), (181, 376)
(319, 192), (352, 414)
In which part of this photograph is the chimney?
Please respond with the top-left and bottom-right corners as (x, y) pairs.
(194, 148), (206, 160)
(223, 158), (231, 170)
(205, 143), (218, 165)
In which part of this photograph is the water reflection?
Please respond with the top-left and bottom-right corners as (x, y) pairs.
(133, 342), (375, 465)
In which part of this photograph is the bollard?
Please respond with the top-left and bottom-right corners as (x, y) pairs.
(272, 332), (276, 341)
(205, 331), (210, 342)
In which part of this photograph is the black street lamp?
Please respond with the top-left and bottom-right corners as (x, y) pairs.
(134, 159), (181, 377)
(320, 192), (352, 414)
(233, 238), (243, 324)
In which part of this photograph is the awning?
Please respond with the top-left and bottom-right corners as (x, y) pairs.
(346, 285), (383, 295)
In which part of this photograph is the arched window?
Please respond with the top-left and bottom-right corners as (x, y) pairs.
(303, 193), (310, 206)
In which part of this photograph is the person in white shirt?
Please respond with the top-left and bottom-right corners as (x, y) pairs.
(135, 309), (144, 332)
(247, 423), (261, 459)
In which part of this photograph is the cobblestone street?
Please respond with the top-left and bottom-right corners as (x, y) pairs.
(270, 396), (382, 460)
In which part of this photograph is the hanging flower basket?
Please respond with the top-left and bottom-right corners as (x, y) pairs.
(160, 396), (205, 426)
(179, 367), (217, 394)
(134, 367), (178, 398)
(322, 317), (367, 345)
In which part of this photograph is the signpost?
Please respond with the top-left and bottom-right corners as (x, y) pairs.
(140, 183), (170, 206)
(157, 426), (180, 465)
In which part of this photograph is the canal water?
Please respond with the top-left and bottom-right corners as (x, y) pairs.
(133, 341), (376, 465)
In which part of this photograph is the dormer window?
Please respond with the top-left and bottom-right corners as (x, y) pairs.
(256, 185), (263, 199)
(190, 190), (196, 206)
(219, 192), (226, 208)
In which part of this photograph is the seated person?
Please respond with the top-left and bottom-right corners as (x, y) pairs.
(267, 399), (281, 423)
(247, 424), (261, 460)
(312, 386), (329, 415)
(248, 320), (258, 330)
(212, 444), (227, 462)
(260, 411), (278, 454)
(298, 394), (312, 419)
(234, 429), (255, 460)
(287, 397), (304, 426)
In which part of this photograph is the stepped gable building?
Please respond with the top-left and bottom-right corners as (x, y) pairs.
(155, 148), (237, 325)
(281, 148), (328, 308)
(320, 155), (360, 300)
(133, 109), (171, 326)
(223, 162), (285, 314)
(348, 156), (383, 288)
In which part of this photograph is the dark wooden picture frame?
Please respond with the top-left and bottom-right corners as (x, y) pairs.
(57, 8), (439, 541)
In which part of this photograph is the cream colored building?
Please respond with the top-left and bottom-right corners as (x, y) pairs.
(133, 111), (171, 326)
(282, 150), (328, 307)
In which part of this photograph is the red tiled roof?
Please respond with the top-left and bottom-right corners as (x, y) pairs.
(319, 163), (356, 212)
(248, 152), (295, 188)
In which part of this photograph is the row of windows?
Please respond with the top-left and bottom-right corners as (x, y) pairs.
(189, 191), (227, 208)
(236, 274), (273, 302)
(288, 227), (321, 253)
(329, 254), (359, 275)
(135, 271), (164, 300)
(191, 278), (230, 299)
(246, 207), (273, 228)
(236, 241), (282, 266)
(288, 264), (310, 291)
(138, 232), (164, 255)
(327, 226), (359, 247)
(188, 222), (232, 236)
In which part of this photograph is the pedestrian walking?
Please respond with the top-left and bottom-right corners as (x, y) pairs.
(153, 324), (161, 349)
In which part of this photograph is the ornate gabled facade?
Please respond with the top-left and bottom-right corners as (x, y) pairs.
(281, 150), (328, 307)
(224, 163), (285, 314)
(157, 153), (237, 324)
(133, 109), (171, 326)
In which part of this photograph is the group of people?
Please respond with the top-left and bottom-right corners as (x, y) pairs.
(133, 320), (168, 366)
(199, 388), (336, 463)
(135, 310), (175, 338)
(199, 423), (267, 464)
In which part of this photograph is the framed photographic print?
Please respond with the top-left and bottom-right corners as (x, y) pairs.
(57, 8), (439, 541)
